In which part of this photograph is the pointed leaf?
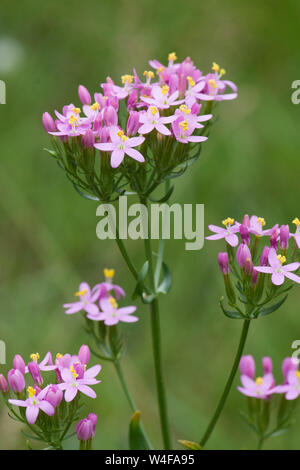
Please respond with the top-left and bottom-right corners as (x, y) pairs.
(178, 440), (202, 450)
(220, 298), (245, 319)
(129, 411), (150, 450)
(157, 262), (172, 294)
(257, 295), (288, 318)
(132, 261), (149, 300)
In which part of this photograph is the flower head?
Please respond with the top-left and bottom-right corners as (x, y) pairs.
(254, 248), (300, 286)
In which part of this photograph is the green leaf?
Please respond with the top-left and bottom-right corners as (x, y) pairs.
(256, 295), (288, 318)
(220, 298), (245, 319)
(149, 185), (174, 203)
(72, 183), (100, 201)
(129, 411), (150, 450)
(132, 261), (149, 300)
(178, 440), (202, 450)
(44, 147), (58, 158)
(157, 262), (172, 294)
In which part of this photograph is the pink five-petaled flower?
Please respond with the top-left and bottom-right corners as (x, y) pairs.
(237, 373), (274, 399)
(58, 364), (101, 402)
(172, 116), (208, 144)
(274, 369), (300, 400)
(25, 351), (56, 374)
(63, 282), (100, 316)
(291, 218), (300, 248)
(142, 84), (183, 109)
(139, 106), (176, 136)
(248, 216), (273, 237)
(94, 268), (125, 300)
(9, 386), (55, 424)
(254, 248), (300, 286)
(94, 127), (145, 168)
(87, 296), (138, 326)
(206, 217), (240, 247)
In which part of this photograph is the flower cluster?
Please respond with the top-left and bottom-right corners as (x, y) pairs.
(42, 54), (237, 201)
(206, 215), (300, 319)
(63, 268), (138, 326)
(0, 346), (100, 449)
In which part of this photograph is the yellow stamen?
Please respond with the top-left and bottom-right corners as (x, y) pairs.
(161, 85), (169, 96)
(156, 66), (165, 75)
(30, 353), (40, 362)
(212, 62), (220, 73)
(27, 386), (36, 398)
(149, 106), (158, 116)
(255, 377), (263, 386)
(222, 217), (235, 227)
(117, 130), (128, 142)
(109, 297), (118, 309)
(69, 115), (79, 125)
(293, 217), (300, 227)
(168, 52), (177, 62)
(257, 217), (266, 227)
(56, 353), (63, 359)
(179, 120), (189, 132)
(70, 366), (78, 379)
(90, 102), (100, 111)
(220, 68), (226, 76)
(277, 254), (286, 264)
(208, 79), (217, 89)
(121, 74), (134, 85)
(296, 371), (300, 379)
(74, 288), (88, 297)
(72, 107), (81, 114)
(104, 268), (115, 279)
(143, 70), (154, 80)
(179, 104), (191, 115)
(187, 76), (195, 88)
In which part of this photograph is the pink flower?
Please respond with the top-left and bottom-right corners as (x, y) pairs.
(237, 373), (274, 399)
(172, 116), (208, 144)
(142, 85), (183, 109)
(217, 252), (230, 275)
(8, 369), (25, 393)
(248, 216), (273, 237)
(87, 296), (138, 326)
(206, 217), (240, 247)
(239, 355), (255, 379)
(9, 387), (55, 424)
(139, 106), (176, 136)
(184, 77), (212, 107)
(58, 364), (101, 402)
(254, 248), (300, 286)
(94, 127), (145, 168)
(174, 104), (212, 130)
(42, 384), (63, 408)
(63, 282), (100, 316)
(50, 106), (92, 137)
(0, 374), (9, 393)
(25, 351), (56, 373)
(76, 413), (97, 441)
(274, 369), (300, 400)
(95, 268), (125, 300)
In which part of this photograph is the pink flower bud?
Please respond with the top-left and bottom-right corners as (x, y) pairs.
(244, 257), (253, 276)
(78, 85), (92, 105)
(42, 112), (56, 133)
(236, 244), (251, 268)
(76, 416), (96, 441)
(82, 129), (95, 148)
(0, 374), (9, 393)
(191, 102), (201, 115)
(239, 224), (250, 245)
(239, 355), (255, 378)
(217, 252), (229, 274)
(242, 214), (250, 227)
(78, 345), (90, 365)
(28, 362), (43, 386)
(262, 357), (273, 374)
(127, 89), (138, 110)
(94, 93), (107, 108)
(107, 95), (119, 110)
(260, 246), (270, 266)
(279, 224), (290, 250)
(282, 357), (299, 384)
(88, 413), (98, 433)
(73, 363), (85, 379)
(270, 227), (278, 249)
(13, 354), (26, 375)
(8, 369), (25, 393)
(44, 385), (63, 408)
(103, 106), (118, 126)
(168, 74), (179, 95)
(126, 111), (140, 136)
(99, 126), (110, 143)
(178, 74), (187, 95)
(93, 114), (103, 133)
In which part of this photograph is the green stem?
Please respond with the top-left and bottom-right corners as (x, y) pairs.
(257, 436), (265, 450)
(200, 319), (251, 448)
(114, 359), (153, 449)
(141, 195), (171, 450)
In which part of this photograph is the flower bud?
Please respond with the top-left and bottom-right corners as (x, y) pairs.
(218, 252), (229, 274)
(260, 246), (270, 266)
(107, 95), (119, 110)
(73, 363), (85, 379)
(78, 345), (90, 365)
(239, 224), (250, 245)
(0, 374), (9, 394)
(8, 369), (25, 393)
(42, 112), (56, 133)
(13, 354), (26, 375)
(236, 244), (251, 268)
(279, 224), (290, 251)
(168, 74), (179, 95)
(270, 227), (278, 249)
(76, 417), (95, 441)
(78, 85), (92, 105)
(282, 357), (298, 384)
(88, 413), (98, 433)
(99, 126), (110, 143)
(244, 257), (253, 276)
(262, 357), (273, 374)
(242, 214), (250, 227)
(178, 74), (187, 96)
(28, 361), (43, 386)
(44, 385), (63, 408)
(103, 106), (118, 126)
(126, 111), (140, 136)
(239, 355), (255, 378)
(191, 102), (201, 115)
(127, 89), (138, 110)
(82, 129), (95, 148)
(93, 114), (103, 133)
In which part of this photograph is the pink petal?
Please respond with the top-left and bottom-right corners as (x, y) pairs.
(139, 123), (154, 134)
(155, 123), (171, 135)
(254, 266), (273, 274)
(65, 387), (78, 402)
(39, 401), (55, 416)
(117, 306), (137, 316)
(84, 365), (102, 379)
(84, 303), (99, 315)
(268, 248), (280, 269)
(63, 302), (83, 314)
(78, 384), (97, 399)
(94, 142), (115, 152)
(271, 272), (285, 285)
(225, 233), (239, 247)
(104, 317), (119, 326)
(111, 150), (125, 168)
(127, 136), (145, 147)
(125, 147), (145, 162)
(284, 271), (300, 284)
(26, 406), (39, 424)
(120, 315), (139, 323)
(283, 262), (300, 272)
(188, 135), (208, 143)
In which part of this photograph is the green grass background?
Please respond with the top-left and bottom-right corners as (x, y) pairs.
(0, 0), (299, 450)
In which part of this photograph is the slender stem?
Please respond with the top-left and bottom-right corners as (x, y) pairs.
(115, 227), (139, 281)
(257, 436), (265, 450)
(199, 319), (251, 448)
(114, 359), (153, 449)
(141, 195), (171, 450)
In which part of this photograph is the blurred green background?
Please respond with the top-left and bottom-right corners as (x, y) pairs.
(0, 0), (300, 450)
